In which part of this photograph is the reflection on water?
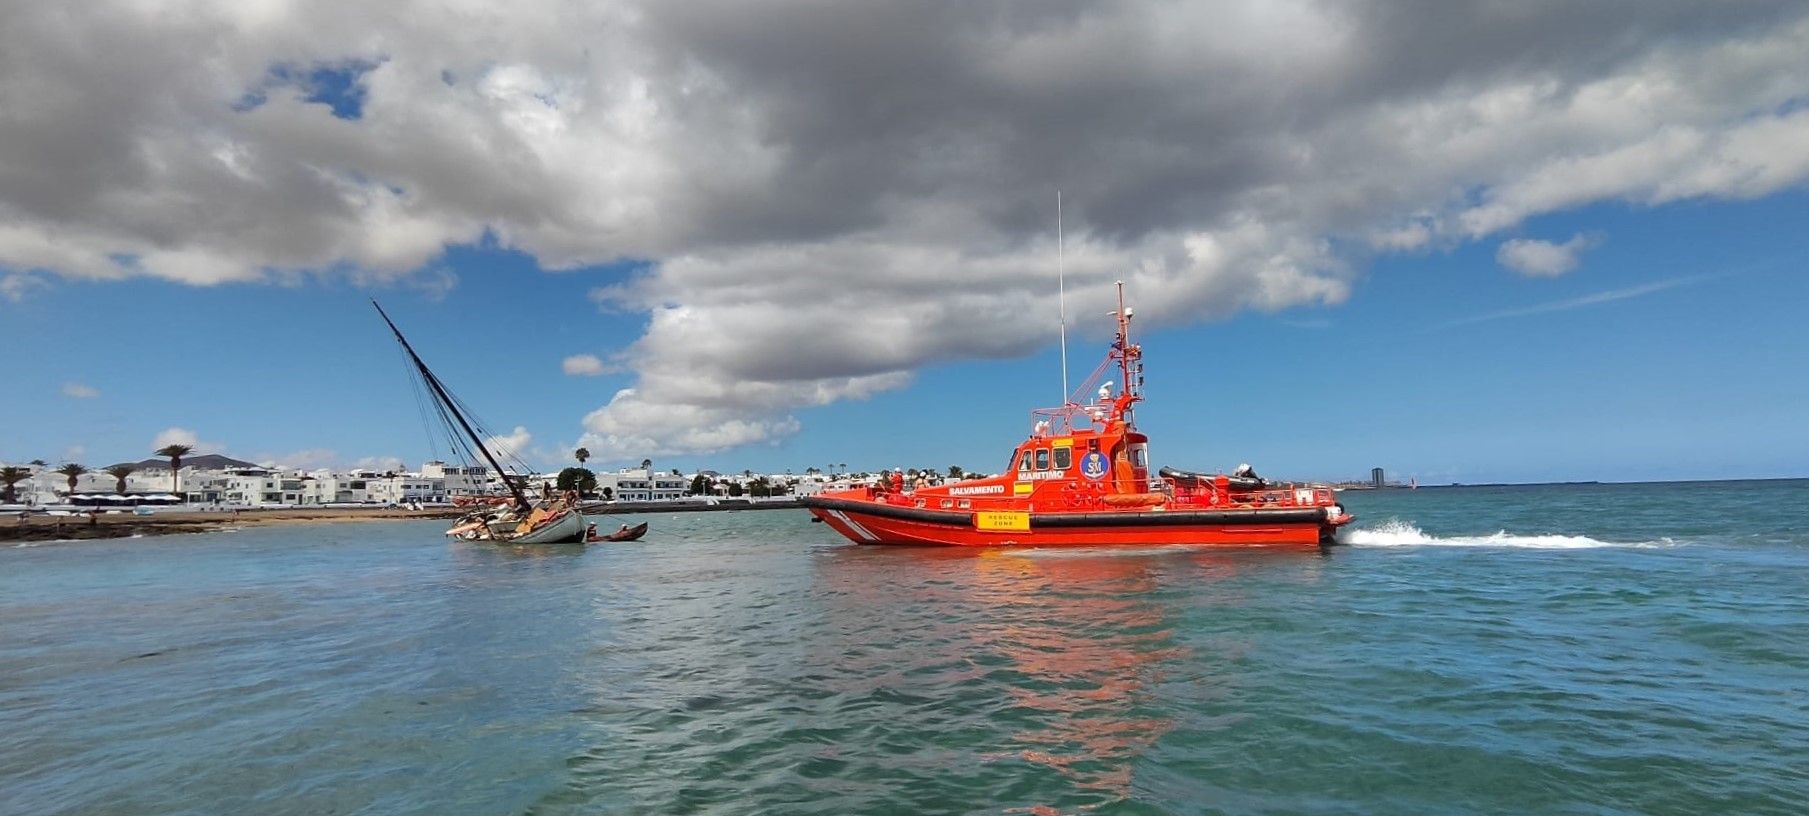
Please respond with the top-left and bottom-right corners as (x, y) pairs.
(806, 544), (1316, 811)
(967, 549), (1181, 804)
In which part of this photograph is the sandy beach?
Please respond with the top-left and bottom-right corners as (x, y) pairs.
(0, 506), (462, 543)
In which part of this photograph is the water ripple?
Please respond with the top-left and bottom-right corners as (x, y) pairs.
(3, 489), (1808, 814)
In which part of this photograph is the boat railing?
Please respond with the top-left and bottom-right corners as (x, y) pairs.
(1028, 403), (1109, 436)
(1168, 480), (1336, 509)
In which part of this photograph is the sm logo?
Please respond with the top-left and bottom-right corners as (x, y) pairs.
(1080, 451), (1109, 481)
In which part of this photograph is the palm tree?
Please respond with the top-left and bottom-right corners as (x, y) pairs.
(104, 464), (137, 493)
(1, 466), (31, 504)
(55, 463), (88, 497)
(155, 444), (192, 497)
(29, 459), (48, 467)
(640, 458), (652, 474)
(574, 447), (590, 467)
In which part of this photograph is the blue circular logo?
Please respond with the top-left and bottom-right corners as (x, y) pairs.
(1080, 451), (1109, 481)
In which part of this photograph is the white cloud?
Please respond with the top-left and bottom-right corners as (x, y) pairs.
(352, 266), (460, 302)
(1497, 234), (1603, 278)
(151, 427), (227, 454)
(1, 273), (49, 303)
(5, 2), (1809, 454)
(352, 455), (405, 473)
(61, 382), (100, 399)
(484, 426), (533, 460)
(1437, 277), (1701, 329)
(264, 449), (340, 470)
(561, 354), (608, 376)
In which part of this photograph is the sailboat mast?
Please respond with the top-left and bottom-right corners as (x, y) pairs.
(372, 301), (532, 512)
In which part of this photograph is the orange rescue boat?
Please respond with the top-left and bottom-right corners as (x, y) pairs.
(801, 283), (1353, 548)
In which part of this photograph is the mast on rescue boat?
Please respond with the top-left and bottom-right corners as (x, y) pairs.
(1108, 280), (1142, 425)
(1058, 192), (1071, 408)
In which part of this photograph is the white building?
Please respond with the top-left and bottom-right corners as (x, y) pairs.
(192, 466), (307, 507)
(420, 461), (502, 497)
(791, 476), (827, 497)
(302, 469), (445, 505)
(371, 473), (446, 505)
(607, 468), (687, 502)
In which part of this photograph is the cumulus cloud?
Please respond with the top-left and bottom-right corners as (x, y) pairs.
(352, 455), (406, 473)
(151, 427), (226, 454)
(484, 426), (533, 460)
(61, 382), (100, 398)
(561, 354), (608, 376)
(6, 2), (1809, 454)
(1497, 234), (1602, 277)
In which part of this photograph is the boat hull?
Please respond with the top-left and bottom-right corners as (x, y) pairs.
(502, 509), (587, 544)
(802, 496), (1342, 548)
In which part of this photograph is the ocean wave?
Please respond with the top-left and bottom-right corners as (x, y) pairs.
(1342, 519), (1672, 549)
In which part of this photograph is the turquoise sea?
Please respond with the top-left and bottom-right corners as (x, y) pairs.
(3, 480), (1807, 814)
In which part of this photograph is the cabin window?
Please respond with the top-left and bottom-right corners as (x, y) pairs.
(1035, 449), (1050, 470)
(1017, 451), (1034, 472)
(1129, 443), (1148, 469)
(1053, 448), (1073, 470)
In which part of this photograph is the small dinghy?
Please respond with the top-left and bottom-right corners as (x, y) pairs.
(586, 521), (649, 543)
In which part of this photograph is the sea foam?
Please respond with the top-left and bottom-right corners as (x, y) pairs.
(1342, 519), (1670, 549)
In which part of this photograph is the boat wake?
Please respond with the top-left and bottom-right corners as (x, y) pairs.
(1342, 519), (1672, 549)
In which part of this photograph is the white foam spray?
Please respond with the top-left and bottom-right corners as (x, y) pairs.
(1341, 519), (1674, 549)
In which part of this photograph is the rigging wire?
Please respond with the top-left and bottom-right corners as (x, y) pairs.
(441, 386), (536, 477)
(396, 340), (447, 467)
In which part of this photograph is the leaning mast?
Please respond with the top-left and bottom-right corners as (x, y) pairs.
(372, 301), (532, 512)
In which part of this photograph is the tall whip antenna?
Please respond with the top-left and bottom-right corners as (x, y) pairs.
(1058, 191), (1070, 405)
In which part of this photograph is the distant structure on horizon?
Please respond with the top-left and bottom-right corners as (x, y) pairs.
(1371, 467), (1385, 488)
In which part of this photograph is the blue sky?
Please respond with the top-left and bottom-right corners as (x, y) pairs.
(5, 190), (1804, 483)
(4, 2), (1809, 483)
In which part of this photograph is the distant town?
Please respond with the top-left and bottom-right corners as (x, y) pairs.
(2, 451), (1405, 509)
(0, 451), (997, 509)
